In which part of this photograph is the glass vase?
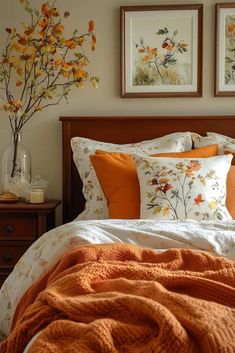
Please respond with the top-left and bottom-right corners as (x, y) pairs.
(2, 131), (31, 198)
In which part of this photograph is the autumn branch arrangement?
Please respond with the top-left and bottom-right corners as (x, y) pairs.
(0, 0), (98, 177)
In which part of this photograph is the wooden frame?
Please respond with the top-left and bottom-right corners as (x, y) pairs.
(120, 4), (203, 98)
(215, 3), (235, 96)
(60, 115), (235, 224)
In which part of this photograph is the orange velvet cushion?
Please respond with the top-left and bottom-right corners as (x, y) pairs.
(90, 145), (221, 219)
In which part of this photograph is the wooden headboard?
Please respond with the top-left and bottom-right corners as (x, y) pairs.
(59, 115), (235, 224)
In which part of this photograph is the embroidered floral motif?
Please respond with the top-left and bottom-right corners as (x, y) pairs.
(135, 154), (233, 221)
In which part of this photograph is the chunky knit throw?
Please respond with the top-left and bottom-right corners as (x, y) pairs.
(0, 243), (235, 353)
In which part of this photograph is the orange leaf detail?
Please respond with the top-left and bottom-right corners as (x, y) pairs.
(17, 67), (23, 75)
(227, 23), (235, 33)
(194, 194), (204, 205)
(73, 70), (85, 79)
(162, 183), (172, 194)
(88, 20), (94, 33)
(65, 40), (76, 49)
(75, 37), (84, 46)
(54, 59), (63, 69)
(18, 37), (27, 46)
(54, 24), (64, 35)
(24, 27), (34, 37)
(38, 18), (49, 29)
(41, 3), (49, 15)
(16, 80), (23, 87)
(61, 71), (69, 78)
(49, 8), (59, 17)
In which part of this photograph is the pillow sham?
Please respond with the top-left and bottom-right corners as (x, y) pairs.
(90, 145), (218, 219)
(207, 132), (235, 155)
(192, 132), (235, 155)
(134, 154), (233, 221)
(207, 132), (235, 143)
(71, 133), (192, 220)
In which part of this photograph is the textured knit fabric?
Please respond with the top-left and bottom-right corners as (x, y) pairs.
(1, 243), (235, 353)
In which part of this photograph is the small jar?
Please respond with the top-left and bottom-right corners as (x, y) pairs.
(28, 188), (45, 203)
(26, 175), (50, 203)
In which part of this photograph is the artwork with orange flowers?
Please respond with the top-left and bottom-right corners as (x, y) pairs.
(134, 154), (233, 221)
(215, 3), (235, 96)
(120, 5), (203, 98)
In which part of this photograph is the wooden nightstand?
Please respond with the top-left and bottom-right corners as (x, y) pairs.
(0, 199), (61, 287)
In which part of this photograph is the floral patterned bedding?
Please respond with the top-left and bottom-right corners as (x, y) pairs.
(0, 218), (235, 337)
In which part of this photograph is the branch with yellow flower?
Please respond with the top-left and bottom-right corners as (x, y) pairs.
(0, 0), (98, 178)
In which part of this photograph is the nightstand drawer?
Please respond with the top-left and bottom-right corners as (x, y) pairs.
(0, 200), (60, 284)
(0, 215), (37, 240)
(0, 242), (31, 269)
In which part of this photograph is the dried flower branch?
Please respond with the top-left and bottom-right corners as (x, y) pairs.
(0, 0), (98, 177)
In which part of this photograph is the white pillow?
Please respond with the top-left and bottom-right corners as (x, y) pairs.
(192, 132), (235, 154)
(71, 133), (192, 220)
(207, 132), (235, 143)
(134, 154), (232, 221)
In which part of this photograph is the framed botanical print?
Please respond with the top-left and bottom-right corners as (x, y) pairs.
(215, 3), (235, 96)
(120, 4), (203, 98)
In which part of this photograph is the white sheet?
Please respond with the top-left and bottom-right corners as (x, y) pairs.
(1, 218), (235, 337)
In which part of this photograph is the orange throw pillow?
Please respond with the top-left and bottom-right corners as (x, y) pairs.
(90, 145), (219, 219)
(90, 151), (139, 219)
(226, 166), (235, 219)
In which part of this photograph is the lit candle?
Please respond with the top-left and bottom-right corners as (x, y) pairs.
(29, 188), (44, 203)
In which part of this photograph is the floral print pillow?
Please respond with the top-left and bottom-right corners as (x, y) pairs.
(192, 132), (235, 155)
(134, 154), (233, 221)
(71, 133), (192, 220)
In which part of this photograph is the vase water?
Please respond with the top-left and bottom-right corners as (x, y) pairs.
(2, 131), (31, 198)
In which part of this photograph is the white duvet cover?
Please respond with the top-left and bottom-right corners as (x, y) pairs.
(0, 218), (235, 337)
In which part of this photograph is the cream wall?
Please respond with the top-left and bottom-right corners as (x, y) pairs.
(0, 0), (234, 225)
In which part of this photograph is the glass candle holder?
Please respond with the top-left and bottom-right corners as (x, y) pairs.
(28, 188), (44, 203)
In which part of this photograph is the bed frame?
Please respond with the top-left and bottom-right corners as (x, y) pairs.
(60, 115), (235, 224)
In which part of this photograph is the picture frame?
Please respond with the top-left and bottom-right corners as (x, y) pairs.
(215, 3), (235, 96)
(120, 4), (203, 98)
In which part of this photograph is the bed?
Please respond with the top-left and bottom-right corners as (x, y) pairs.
(0, 115), (235, 353)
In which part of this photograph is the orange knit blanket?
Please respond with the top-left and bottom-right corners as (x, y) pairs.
(1, 244), (235, 353)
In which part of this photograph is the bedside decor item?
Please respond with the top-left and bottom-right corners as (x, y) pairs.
(26, 174), (49, 203)
(0, 192), (19, 203)
(0, 0), (98, 197)
(120, 4), (203, 98)
(0, 199), (61, 287)
(215, 3), (235, 96)
(2, 132), (31, 197)
(28, 188), (44, 203)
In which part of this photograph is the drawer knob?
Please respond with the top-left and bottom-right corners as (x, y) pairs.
(3, 254), (14, 262)
(3, 224), (14, 233)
